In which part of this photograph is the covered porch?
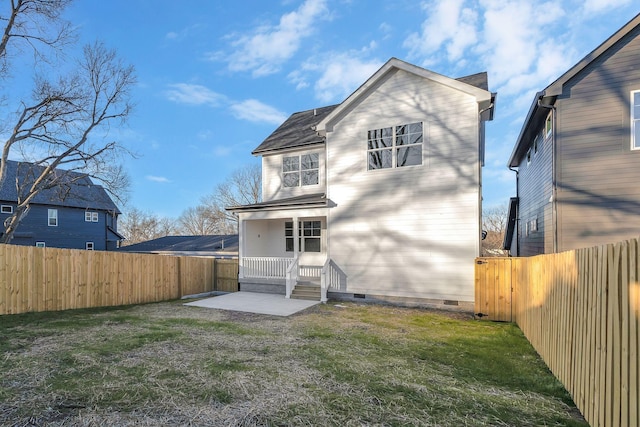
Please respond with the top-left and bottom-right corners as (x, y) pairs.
(227, 194), (345, 302)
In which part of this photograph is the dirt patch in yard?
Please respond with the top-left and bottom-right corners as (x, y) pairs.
(0, 301), (587, 426)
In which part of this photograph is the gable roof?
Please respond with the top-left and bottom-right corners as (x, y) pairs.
(0, 160), (120, 213)
(317, 57), (494, 134)
(117, 234), (239, 256)
(251, 58), (494, 156)
(508, 13), (640, 167)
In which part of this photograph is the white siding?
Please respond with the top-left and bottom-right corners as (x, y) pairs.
(262, 147), (326, 201)
(326, 69), (481, 301)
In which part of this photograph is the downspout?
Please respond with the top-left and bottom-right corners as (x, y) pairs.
(508, 166), (519, 257)
(537, 97), (557, 253)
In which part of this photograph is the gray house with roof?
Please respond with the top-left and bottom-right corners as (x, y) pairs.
(117, 235), (238, 258)
(505, 13), (640, 256)
(228, 58), (495, 305)
(0, 160), (123, 250)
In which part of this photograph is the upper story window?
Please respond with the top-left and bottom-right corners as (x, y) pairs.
(1, 205), (12, 214)
(283, 153), (319, 187)
(85, 211), (99, 222)
(368, 122), (423, 170)
(632, 90), (640, 150)
(48, 209), (58, 227)
(36, 242), (45, 248)
(544, 112), (553, 139)
(86, 242), (94, 250)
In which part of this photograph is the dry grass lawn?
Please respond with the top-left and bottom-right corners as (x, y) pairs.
(0, 300), (586, 426)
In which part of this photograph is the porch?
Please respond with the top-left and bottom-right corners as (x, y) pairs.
(239, 256), (346, 302)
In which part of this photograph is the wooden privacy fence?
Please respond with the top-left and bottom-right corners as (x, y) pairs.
(0, 244), (238, 316)
(475, 239), (640, 427)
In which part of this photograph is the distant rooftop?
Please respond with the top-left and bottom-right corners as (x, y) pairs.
(117, 235), (238, 256)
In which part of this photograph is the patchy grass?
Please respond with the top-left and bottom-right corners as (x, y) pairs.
(0, 301), (586, 426)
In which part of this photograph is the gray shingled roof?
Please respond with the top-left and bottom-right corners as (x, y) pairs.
(456, 72), (489, 91)
(0, 160), (120, 213)
(117, 235), (239, 254)
(251, 70), (488, 156)
(251, 105), (338, 155)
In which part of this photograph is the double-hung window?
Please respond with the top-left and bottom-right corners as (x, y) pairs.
(368, 122), (423, 170)
(283, 153), (319, 187)
(85, 211), (99, 222)
(632, 90), (640, 150)
(285, 221), (321, 252)
(48, 209), (58, 227)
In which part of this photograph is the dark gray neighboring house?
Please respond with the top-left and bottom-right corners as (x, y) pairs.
(117, 235), (238, 258)
(505, 13), (640, 256)
(0, 160), (123, 250)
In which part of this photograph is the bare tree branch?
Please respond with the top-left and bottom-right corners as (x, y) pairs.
(0, 40), (136, 243)
(482, 204), (509, 257)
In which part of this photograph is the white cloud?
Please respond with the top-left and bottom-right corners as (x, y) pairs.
(164, 83), (226, 106)
(403, 0), (478, 63)
(146, 175), (171, 183)
(230, 99), (288, 124)
(583, 0), (631, 14)
(296, 47), (383, 103)
(222, 0), (330, 77)
(197, 130), (214, 140)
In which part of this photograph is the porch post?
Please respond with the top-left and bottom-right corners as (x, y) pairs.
(238, 214), (245, 279)
(292, 216), (299, 254)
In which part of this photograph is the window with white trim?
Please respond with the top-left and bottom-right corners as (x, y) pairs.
(632, 90), (640, 150)
(85, 211), (99, 222)
(544, 112), (553, 139)
(86, 242), (94, 250)
(48, 209), (58, 226)
(1, 205), (12, 214)
(283, 153), (319, 187)
(368, 122), (423, 170)
(285, 221), (321, 252)
(35, 242), (45, 248)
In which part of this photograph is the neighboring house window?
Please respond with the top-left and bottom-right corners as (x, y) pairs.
(85, 211), (99, 222)
(285, 221), (321, 252)
(632, 90), (640, 150)
(544, 112), (553, 139)
(86, 242), (94, 250)
(35, 242), (45, 248)
(283, 153), (319, 187)
(48, 209), (58, 226)
(1, 205), (12, 214)
(368, 122), (423, 170)
(525, 217), (538, 236)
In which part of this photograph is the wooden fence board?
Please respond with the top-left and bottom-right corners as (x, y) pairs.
(0, 245), (238, 316)
(476, 237), (640, 427)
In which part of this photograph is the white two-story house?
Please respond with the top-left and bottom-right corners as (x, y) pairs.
(228, 58), (495, 308)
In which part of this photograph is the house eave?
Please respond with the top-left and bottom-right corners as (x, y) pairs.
(316, 57), (494, 133)
(226, 193), (329, 213)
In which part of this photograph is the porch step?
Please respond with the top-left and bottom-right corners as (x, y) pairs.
(291, 282), (321, 301)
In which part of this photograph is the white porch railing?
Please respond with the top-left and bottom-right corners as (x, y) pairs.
(321, 258), (347, 303)
(241, 256), (347, 302)
(285, 256), (299, 299)
(241, 257), (292, 279)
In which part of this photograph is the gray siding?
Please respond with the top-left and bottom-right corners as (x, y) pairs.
(516, 127), (554, 257)
(555, 24), (640, 251)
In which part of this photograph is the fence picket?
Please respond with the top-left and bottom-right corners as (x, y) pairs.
(476, 236), (640, 427)
(0, 245), (238, 316)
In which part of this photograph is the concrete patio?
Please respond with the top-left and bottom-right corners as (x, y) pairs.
(184, 292), (320, 316)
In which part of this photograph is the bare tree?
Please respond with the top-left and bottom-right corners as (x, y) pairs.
(0, 41), (135, 243)
(0, 0), (75, 78)
(206, 163), (261, 232)
(482, 204), (509, 257)
(177, 205), (228, 235)
(118, 207), (178, 246)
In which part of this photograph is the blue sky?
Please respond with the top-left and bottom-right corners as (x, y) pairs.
(22, 1), (640, 218)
